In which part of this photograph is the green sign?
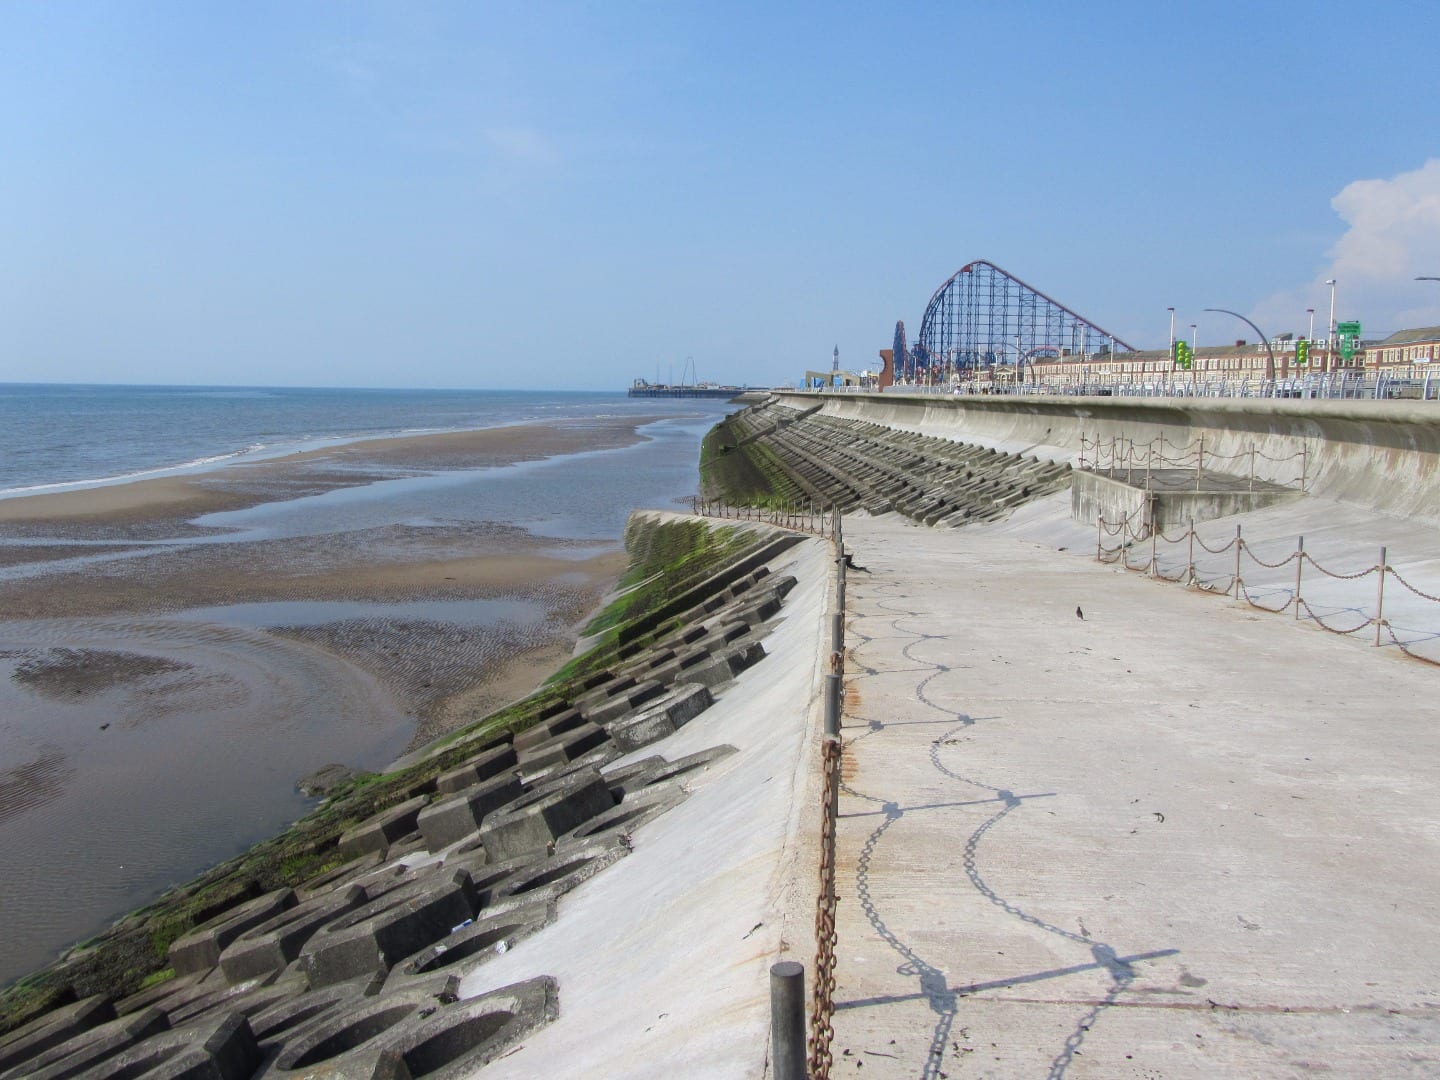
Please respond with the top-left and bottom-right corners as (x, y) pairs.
(1172, 340), (1193, 369)
(1337, 320), (1361, 361)
(1295, 339), (1309, 366)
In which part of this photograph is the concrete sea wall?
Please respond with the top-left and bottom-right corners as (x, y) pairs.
(775, 391), (1440, 525)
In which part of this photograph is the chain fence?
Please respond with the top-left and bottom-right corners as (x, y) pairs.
(806, 510), (845, 1079)
(1077, 432), (1310, 492)
(690, 496), (833, 538)
(1096, 513), (1439, 664)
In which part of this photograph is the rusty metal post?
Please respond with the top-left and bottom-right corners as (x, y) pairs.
(1096, 513), (1103, 560)
(1196, 434), (1205, 492)
(1187, 516), (1196, 585)
(1249, 443), (1256, 492)
(1234, 524), (1243, 600)
(1149, 504), (1158, 575)
(1295, 536), (1304, 618)
(1376, 546), (1388, 646)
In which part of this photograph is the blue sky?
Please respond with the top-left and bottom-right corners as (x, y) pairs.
(2, 1), (1438, 389)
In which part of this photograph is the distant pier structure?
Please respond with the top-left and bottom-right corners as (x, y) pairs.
(628, 379), (746, 399)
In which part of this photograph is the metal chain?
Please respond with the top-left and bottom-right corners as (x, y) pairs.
(1243, 547), (1300, 571)
(1385, 565), (1440, 604)
(1386, 623), (1440, 667)
(1239, 582), (1294, 613)
(808, 735), (841, 1079)
(1301, 552), (1380, 581)
(1297, 598), (1376, 635)
(1193, 534), (1238, 555)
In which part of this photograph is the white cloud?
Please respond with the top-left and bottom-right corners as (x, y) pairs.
(1253, 159), (1440, 339)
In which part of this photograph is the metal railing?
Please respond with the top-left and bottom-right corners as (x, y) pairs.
(1096, 511), (1440, 666)
(690, 496), (834, 537)
(857, 370), (1440, 401)
(1077, 433), (1310, 492)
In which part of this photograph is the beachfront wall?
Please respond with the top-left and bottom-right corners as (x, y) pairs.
(770, 391), (1440, 525)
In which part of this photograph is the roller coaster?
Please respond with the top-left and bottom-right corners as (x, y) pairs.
(897, 260), (1135, 381)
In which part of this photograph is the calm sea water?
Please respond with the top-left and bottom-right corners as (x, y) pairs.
(0, 383), (705, 495)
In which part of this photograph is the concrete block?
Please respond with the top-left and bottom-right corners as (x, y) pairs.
(299, 870), (478, 988)
(517, 721), (610, 765)
(266, 985), (456, 1078)
(338, 795), (430, 858)
(673, 642), (767, 690)
(517, 741), (622, 789)
(556, 786), (688, 848)
(382, 902), (556, 992)
(419, 773), (525, 851)
(636, 744), (739, 792)
(435, 744), (518, 795)
(609, 683), (714, 751)
(162, 973), (304, 1033)
(244, 980), (363, 1046)
(218, 885), (369, 984)
(478, 767), (616, 860)
(369, 976), (559, 1080)
(512, 710), (584, 753)
(296, 850), (384, 901)
(10, 1006), (168, 1080)
(600, 755), (667, 798)
(583, 679), (665, 725)
(67, 1010), (259, 1080)
(0, 996), (115, 1077)
(168, 888), (298, 977)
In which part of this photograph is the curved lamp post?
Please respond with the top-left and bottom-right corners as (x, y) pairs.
(1204, 307), (1277, 382)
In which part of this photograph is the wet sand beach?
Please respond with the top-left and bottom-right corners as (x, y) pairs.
(0, 413), (689, 984)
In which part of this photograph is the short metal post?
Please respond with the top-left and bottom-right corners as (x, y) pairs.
(1376, 546), (1387, 646)
(1249, 443), (1256, 492)
(1233, 524), (1243, 600)
(824, 670), (842, 736)
(831, 611), (844, 654)
(1184, 516), (1195, 585)
(1301, 441), (1309, 490)
(1295, 536), (1304, 618)
(1096, 513), (1103, 560)
(1149, 504), (1158, 575)
(770, 961), (807, 1080)
(1196, 434), (1205, 492)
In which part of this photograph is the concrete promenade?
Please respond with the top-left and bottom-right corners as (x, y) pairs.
(829, 514), (1440, 1078)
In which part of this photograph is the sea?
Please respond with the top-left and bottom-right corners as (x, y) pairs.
(0, 383), (718, 496)
(0, 382), (736, 985)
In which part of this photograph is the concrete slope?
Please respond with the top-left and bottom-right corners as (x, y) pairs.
(458, 533), (831, 1080)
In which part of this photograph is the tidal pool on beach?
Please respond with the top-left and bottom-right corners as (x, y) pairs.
(0, 407), (729, 986)
(0, 621), (410, 984)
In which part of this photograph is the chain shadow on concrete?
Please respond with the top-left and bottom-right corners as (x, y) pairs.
(844, 574), (1175, 1078)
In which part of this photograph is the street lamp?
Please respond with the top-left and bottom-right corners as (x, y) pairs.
(1307, 308), (1315, 342)
(1205, 307), (1276, 382)
(1325, 279), (1337, 372)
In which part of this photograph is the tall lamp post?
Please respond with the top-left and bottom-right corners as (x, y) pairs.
(1205, 308), (1276, 383)
(1325, 279), (1337, 372)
